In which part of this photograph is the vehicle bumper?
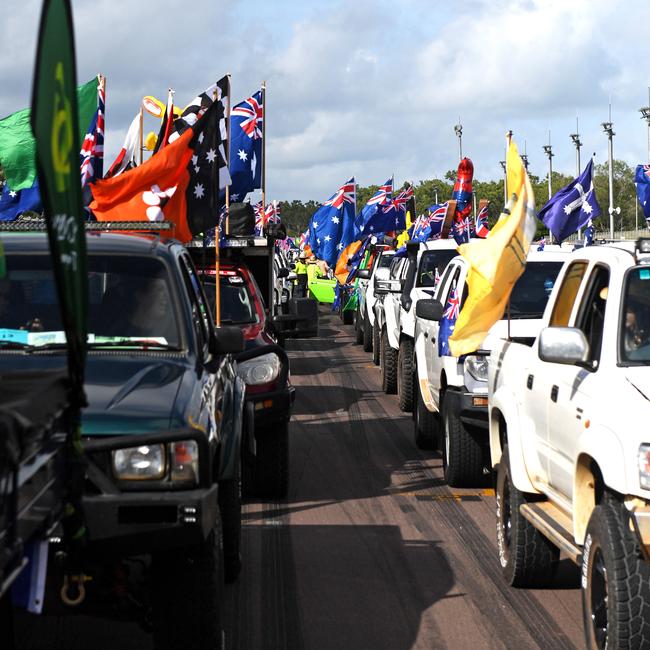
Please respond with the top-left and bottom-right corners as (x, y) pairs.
(247, 385), (295, 427)
(444, 389), (489, 431)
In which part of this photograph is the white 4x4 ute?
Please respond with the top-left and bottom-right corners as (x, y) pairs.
(382, 240), (457, 411)
(414, 247), (569, 487)
(489, 239), (650, 647)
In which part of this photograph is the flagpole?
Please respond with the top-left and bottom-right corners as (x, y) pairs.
(213, 85), (221, 327)
(138, 105), (144, 165)
(261, 80), (266, 226)
(225, 73), (232, 235)
(543, 131), (554, 244)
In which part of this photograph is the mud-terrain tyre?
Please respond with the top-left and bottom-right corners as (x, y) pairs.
(152, 512), (225, 650)
(254, 422), (289, 499)
(442, 394), (485, 487)
(218, 461), (242, 583)
(363, 309), (373, 353)
(495, 446), (559, 588)
(355, 308), (364, 344)
(372, 318), (381, 365)
(581, 499), (650, 649)
(414, 380), (439, 449)
(397, 338), (415, 412)
(381, 330), (398, 394)
(342, 309), (354, 325)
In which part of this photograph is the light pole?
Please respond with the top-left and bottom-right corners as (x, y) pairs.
(570, 117), (583, 236)
(602, 107), (619, 239)
(454, 119), (463, 162)
(543, 132), (554, 243)
(640, 87), (650, 163)
(434, 188), (439, 205)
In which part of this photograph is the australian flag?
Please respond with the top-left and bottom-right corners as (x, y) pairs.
(438, 283), (460, 357)
(474, 203), (490, 238)
(80, 76), (105, 189)
(0, 182), (42, 221)
(363, 185), (412, 236)
(411, 203), (447, 243)
(229, 90), (263, 201)
(538, 159), (601, 242)
(635, 164), (650, 226)
(452, 215), (471, 245)
(354, 177), (392, 238)
(308, 178), (356, 267)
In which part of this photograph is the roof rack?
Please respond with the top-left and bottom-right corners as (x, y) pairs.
(0, 219), (175, 232)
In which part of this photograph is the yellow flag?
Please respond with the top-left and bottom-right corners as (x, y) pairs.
(448, 137), (537, 356)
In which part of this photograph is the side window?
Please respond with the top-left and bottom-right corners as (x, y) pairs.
(179, 255), (211, 352)
(435, 264), (455, 302)
(549, 261), (588, 326)
(441, 268), (461, 307)
(574, 265), (610, 367)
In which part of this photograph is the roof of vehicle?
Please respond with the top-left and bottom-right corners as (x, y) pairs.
(421, 239), (459, 252)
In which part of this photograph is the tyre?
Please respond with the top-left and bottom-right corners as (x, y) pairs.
(414, 379), (439, 449)
(218, 461), (242, 583)
(254, 421), (289, 499)
(355, 308), (364, 344)
(397, 338), (415, 412)
(342, 308), (354, 325)
(581, 499), (650, 649)
(381, 330), (398, 394)
(495, 446), (559, 588)
(441, 393), (485, 487)
(363, 308), (373, 353)
(152, 512), (225, 650)
(372, 320), (381, 365)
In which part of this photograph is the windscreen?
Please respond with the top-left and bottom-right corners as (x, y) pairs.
(202, 275), (259, 325)
(417, 250), (457, 287)
(620, 266), (650, 364)
(0, 254), (180, 349)
(507, 261), (563, 319)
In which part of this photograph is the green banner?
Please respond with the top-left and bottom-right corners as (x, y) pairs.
(31, 0), (87, 404)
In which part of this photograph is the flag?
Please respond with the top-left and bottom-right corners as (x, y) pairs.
(153, 90), (175, 154)
(80, 75), (105, 188)
(538, 159), (601, 242)
(334, 239), (366, 285)
(451, 158), (474, 220)
(536, 236), (546, 251)
(363, 184), (413, 236)
(411, 203), (448, 242)
(354, 177), (393, 237)
(475, 202), (490, 238)
(90, 99), (225, 242)
(299, 228), (308, 249)
(265, 200), (281, 224)
(253, 200), (264, 235)
(0, 78), (97, 191)
(584, 220), (594, 246)
(105, 112), (140, 178)
(169, 77), (231, 191)
(448, 137), (537, 357)
(452, 214), (471, 245)
(0, 181), (42, 221)
(229, 90), (263, 201)
(308, 178), (356, 267)
(438, 282), (460, 356)
(635, 164), (650, 225)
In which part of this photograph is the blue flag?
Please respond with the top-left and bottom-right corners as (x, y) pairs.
(308, 178), (356, 267)
(0, 181), (42, 221)
(584, 220), (595, 246)
(229, 90), (263, 201)
(538, 159), (601, 242)
(362, 185), (412, 236)
(438, 282), (460, 357)
(411, 203), (447, 243)
(354, 177), (392, 238)
(635, 164), (650, 226)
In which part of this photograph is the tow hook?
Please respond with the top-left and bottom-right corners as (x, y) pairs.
(60, 573), (92, 606)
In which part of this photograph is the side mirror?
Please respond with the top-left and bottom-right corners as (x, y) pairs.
(357, 268), (371, 280)
(538, 327), (590, 366)
(211, 325), (244, 355)
(416, 298), (444, 321)
(277, 267), (290, 279)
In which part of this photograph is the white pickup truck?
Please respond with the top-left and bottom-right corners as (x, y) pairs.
(489, 240), (650, 647)
(382, 240), (457, 411)
(414, 247), (569, 487)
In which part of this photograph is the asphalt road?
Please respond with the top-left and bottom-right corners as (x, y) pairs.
(15, 308), (584, 649)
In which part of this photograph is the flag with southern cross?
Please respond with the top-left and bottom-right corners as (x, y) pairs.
(411, 202), (448, 242)
(229, 90), (263, 201)
(0, 181), (43, 221)
(354, 177), (393, 238)
(474, 201), (490, 238)
(80, 75), (105, 189)
(538, 159), (601, 242)
(438, 282), (460, 356)
(451, 158), (474, 220)
(308, 177), (356, 267)
(635, 164), (650, 225)
(366, 184), (413, 235)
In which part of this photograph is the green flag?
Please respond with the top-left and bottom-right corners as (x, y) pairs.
(0, 77), (96, 191)
(31, 0), (87, 402)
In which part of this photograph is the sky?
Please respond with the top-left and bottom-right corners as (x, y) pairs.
(1, 0), (650, 202)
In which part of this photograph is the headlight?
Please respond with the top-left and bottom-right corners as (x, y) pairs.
(638, 444), (650, 489)
(464, 355), (489, 382)
(113, 444), (166, 480)
(236, 352), (281, 385)
(171, 440), (199, 484)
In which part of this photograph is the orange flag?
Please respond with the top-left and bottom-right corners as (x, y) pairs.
(334, 240), (363, 285)
(89, 127), (194, 242)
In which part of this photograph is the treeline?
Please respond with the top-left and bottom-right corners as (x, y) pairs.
(280, 160), (645, 238)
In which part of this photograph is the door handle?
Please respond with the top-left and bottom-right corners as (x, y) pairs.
(527, 374), (534, 390)
(551, 385), (559, 402)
